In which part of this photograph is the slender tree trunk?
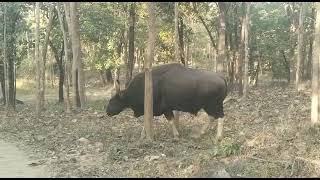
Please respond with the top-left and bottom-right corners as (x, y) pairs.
(114, 30), (124, 89)
(70, 2), (85, 109)
(123, 30), (129, 85)
(311, 2), (320, 125)
(57, 3), (71, 112)
(238, 15), (245, 94)
(217, 2), (227, 74)
(143, 2), (156, 141)
(306, 7), (315, 81)
(192, 2), (217, 51)
(35, 2), (41, 115)
(307, 37), (313, 80)
(178, 16), (185, 66)
(2, 4), (7, 105)
(49, 40), (64, 103)
(40, 5), (55, 109)
(289, 3), (299, 84)
(243, 2), (250, 98)
(175, 2), (180, 63)
(295, 3), (305, 91)
(106, 68), (113, 83)
(99, 70), (107, 86)
(126, 3), (135, 87)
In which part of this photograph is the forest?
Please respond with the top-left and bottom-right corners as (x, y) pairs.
(0, 2), (320, 178)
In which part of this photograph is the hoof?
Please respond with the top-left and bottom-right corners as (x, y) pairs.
(173, 136), (180, 141)
(215, 136), (223, 143)
(191, 133), (201, 139)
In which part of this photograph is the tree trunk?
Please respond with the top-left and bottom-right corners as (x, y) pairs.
(242, 2), (250, 98)
(40, 5), (55, 109)
(178, 16), (185, 66)
(106, 68), (113, 83)
(311, 2), (320, 125)
(2, 4), (6, 105)
(126, 3), (135, 87)
(99, 70), (107, 86)
(306, 7), (315, 81)
(295, 2), (305, 91)
(57, 3), (71, 112)
(70, 2), (85, 109)
(289, 3), (299, 84)
(49, 40), (64, 103)
(217, 2), (227, 74)
(192, 2), (217, 52)
(123, 30), (129, 86)
(175, 2), (180, 63)
(143, 2), (156, 141)
(114, 30), (124, 89)
(35, 2), (41, 115)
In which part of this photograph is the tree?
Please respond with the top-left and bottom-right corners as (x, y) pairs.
(142, 2), (156, 141)
(217, 2), (227, 73)
(295, 2), (305, 90)
(126, 3), (136, 87)
(175, 2), (180, 64)
(35, 2), (41, 115)
(56, 3), (71, 112)
(66, 2), (86, 109)
(242, 2), (250, 97)
(311, 2), (320, 125)
(40, 4), (55, 109)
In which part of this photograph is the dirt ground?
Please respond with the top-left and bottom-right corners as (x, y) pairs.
(1, 75), (320, 177)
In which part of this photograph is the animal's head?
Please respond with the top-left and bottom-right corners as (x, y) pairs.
(105, 80), (127, 116)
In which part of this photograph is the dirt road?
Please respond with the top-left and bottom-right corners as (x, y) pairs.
(0, 140), (48, 178)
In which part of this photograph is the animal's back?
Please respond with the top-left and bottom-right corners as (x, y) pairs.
(124, 63), (184, 115)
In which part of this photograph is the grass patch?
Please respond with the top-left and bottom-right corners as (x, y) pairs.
(210, 138), (241, 157)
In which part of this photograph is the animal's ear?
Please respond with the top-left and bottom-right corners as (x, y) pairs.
(115, 79), (120, 95)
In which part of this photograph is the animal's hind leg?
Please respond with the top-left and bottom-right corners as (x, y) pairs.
(164, 111), (179, 140)
(139, 126), (146, 141)
(173, 111), (180, 129)
(215, 117), (224, 142)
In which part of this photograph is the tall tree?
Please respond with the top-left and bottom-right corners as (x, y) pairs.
(311, 2), (320, 125)
(242, 2), (250, 97)
(56, 3), (71, 112)
(217, 2), (227, 73)
(69, 2), (86, 109)
(35, 2), (41, 115)
(174, 2), (180, 64)
(39, 5), (55, 108)
(126, 2), (135, 87)
(2, 3), (8, 105)
(295, 2), (305, 90)
(142, 2), (156, 141)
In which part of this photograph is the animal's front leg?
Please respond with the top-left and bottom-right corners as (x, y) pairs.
(173, 111), (180, 129)
(170, 120), (180, 140)
(164, 111), (179, 140)
(139, 126), (146, 141)
(215, 117), (224, 142)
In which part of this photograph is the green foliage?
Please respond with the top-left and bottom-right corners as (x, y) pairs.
(210, 138), (241, 157)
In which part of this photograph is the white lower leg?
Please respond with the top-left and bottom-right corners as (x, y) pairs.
(216, 117), (224, 140)
(139, 126), (146, 140)
(200, 115), (211, 135)
(170, 120), (179, 139)
(173, 111), (180, 129)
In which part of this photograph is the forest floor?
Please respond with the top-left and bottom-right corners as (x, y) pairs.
(0, 77), (320, 177)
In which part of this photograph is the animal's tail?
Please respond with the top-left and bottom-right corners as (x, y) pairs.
(223, 76), (228, 97)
